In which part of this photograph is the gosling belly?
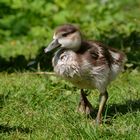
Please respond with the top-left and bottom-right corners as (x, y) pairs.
(54, 64), (110, 93)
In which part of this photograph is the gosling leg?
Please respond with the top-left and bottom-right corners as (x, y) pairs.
(96, 90), (108, 124)
(77, 89), (94, 116)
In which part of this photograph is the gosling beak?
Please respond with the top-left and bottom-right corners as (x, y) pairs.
(44, 39), (61, 53)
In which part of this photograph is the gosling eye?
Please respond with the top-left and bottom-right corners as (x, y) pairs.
(62, 32), (69, 37)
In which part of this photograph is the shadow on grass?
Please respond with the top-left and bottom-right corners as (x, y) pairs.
(106, 99), (140, 117)
(0, 92), (10, 109)
(0, 124), (32, 134)
(102, 99), (140, 124)
(0, 55), (28, 72)
(0, 47), (53, 73)
(88, 99), (140, 124)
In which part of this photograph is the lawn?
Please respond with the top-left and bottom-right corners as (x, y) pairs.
(0, 70), (140, 140)
(0, 0), (140, 139)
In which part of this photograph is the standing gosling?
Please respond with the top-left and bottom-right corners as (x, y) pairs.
(44, 24), (126, 124)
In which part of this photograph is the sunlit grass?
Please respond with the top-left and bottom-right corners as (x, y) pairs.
(0, 71), (140, 139)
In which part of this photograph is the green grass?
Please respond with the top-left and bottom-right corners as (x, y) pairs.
(0, 0), (140, 139)
(0, 70), (140, 140)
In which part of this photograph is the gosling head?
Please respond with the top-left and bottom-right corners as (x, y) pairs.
(44, 24), (82, 53)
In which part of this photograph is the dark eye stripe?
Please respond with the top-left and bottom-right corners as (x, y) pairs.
(62, 32), (69, 37)
(62, 30), (76, 37)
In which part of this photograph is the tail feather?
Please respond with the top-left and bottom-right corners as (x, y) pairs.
(109, 48), (127, 81)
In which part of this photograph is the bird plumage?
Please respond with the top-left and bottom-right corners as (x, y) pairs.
(44, 24), (126, 124)
(52, 40), (126, 93)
